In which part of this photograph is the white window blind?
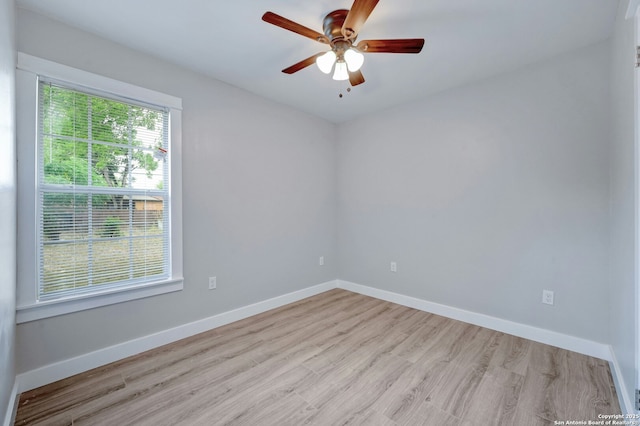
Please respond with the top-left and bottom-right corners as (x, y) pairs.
(38, 79), (171, 301)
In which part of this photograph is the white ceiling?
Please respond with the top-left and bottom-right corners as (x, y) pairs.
(16, 0), (620, 123)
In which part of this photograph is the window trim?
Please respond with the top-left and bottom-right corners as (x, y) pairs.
(16, 53), (184, 323)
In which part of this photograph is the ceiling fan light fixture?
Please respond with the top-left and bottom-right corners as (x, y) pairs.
(316, 50), (337, 74)
(262, 3), (425, 87)
(332, 60), (349, 81)
(344, 48), (364, 72)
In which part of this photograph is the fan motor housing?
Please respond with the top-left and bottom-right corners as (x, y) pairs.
(323, 9), (351, 43)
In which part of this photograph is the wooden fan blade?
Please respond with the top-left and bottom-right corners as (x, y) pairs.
(357, 39), (425, 54)
(349, 69), (365, 86)
(282, 53), (324, 74)
(262, 12), (329, 44)
(342, 0), (380, 39)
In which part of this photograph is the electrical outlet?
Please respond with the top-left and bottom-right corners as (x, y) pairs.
(390, 262), (397, 273)
(209, 276), (217, 290)
(542, 289), (554, 305)
(319, 256), (324, 266)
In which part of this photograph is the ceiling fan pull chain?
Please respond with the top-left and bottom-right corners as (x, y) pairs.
(338, 86), (352, 98)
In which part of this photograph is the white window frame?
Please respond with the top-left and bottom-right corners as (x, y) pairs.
(16, 53), (184, 323)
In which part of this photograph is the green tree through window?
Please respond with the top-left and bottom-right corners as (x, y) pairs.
(39, 82), (170, 298)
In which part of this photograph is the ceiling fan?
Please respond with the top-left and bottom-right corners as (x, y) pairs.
(262, 0), (425, 87)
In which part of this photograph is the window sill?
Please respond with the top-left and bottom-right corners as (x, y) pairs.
(16, 278), (184, 324)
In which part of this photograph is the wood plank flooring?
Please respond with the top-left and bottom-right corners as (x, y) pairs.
(15, 289), (620, 425)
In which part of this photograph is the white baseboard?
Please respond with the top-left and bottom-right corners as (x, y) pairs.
(609, 347), (636, 414)
(337, 280), (612, 361)
(16, 280), (337, 393)
(3, 381), (18, 426)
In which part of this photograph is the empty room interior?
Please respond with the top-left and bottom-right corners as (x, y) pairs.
(1, 0), (640, 424)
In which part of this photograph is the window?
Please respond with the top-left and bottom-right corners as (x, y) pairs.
(17, 53), (183, 322)
(39, 81), (171, 298)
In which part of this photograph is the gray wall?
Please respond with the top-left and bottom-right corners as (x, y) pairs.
(0, 0), (16, 420)
(609, 1), (637, 410)
(15, 9), (338, 373)
(337, 42), (611, 343)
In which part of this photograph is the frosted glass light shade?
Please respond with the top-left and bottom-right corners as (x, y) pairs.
(316, 51), (336, 74)
(344, 48), (364, 72)
(332, 61), (349, 81)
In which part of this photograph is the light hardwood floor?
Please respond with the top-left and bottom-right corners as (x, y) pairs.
(15, 289), (620, 425)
